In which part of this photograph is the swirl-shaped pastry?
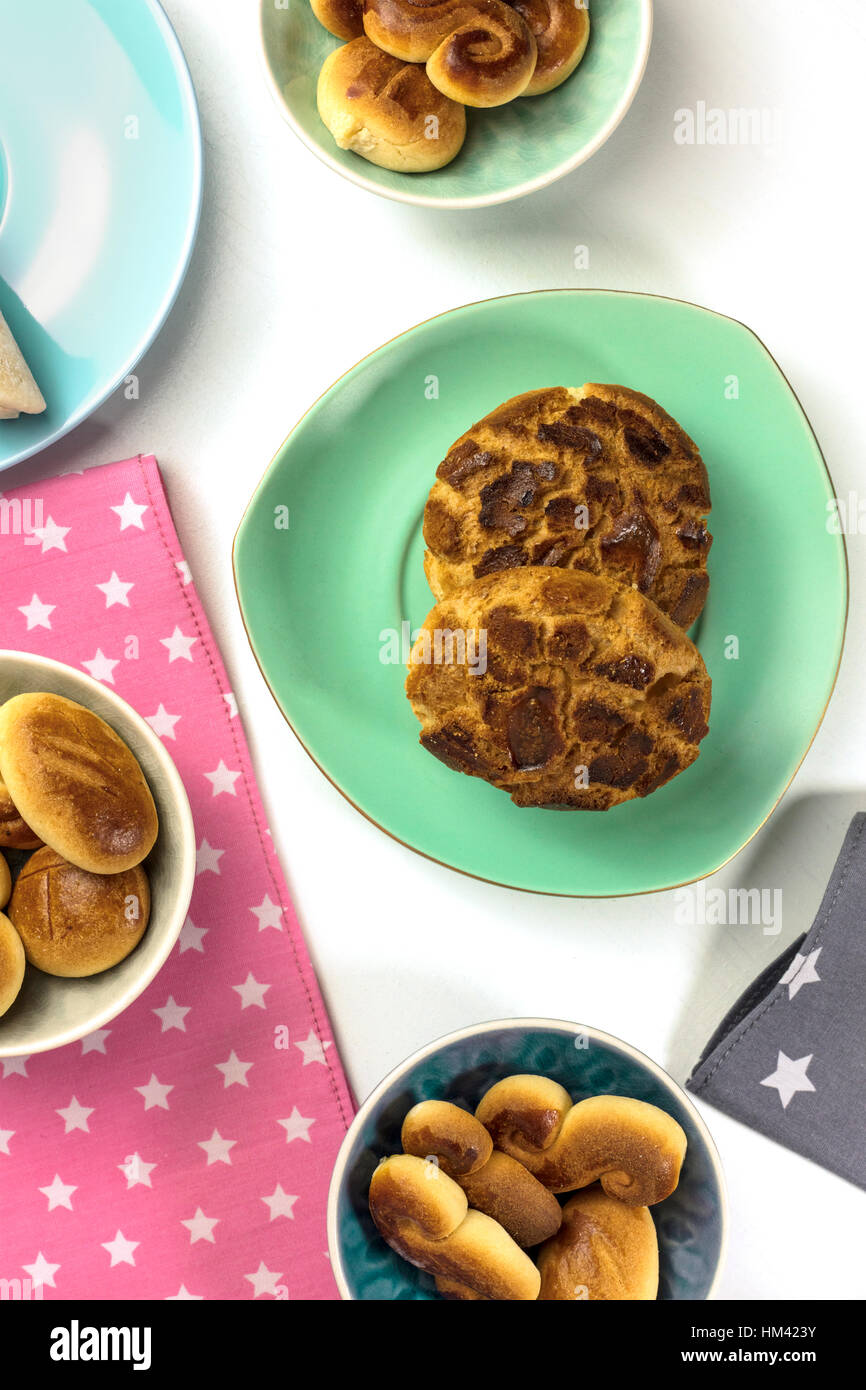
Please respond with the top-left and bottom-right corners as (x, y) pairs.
(364, 0), (538, 107)
(401, 1099), (562, 1246)
(310, 0), (365, 39)
(369, 1154), (541, 1299)
(476, 1075), (687, 1203)
(511, 0), (590, 96)
(318, 37), (467, 172)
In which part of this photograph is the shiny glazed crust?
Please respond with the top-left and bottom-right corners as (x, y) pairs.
(309, 0), (365, 39)
(0, 911), (26, 1017)
(512, 0), (590, 95)
(537, 1187), (660, 1300)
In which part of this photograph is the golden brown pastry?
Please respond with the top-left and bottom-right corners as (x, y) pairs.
(0, 911), (25, 1016)
(476, 1075), (687, 1203)
(401, 1100), (562, 1245)
(364, 0), (537, 107)
(423, 385), (711, 629)
(0, 776), (43, 850)
(537, 1187), (659, 1300)
(8, 846), (150, 978)
(369, 1153), (540, 1299)
(513, 0), (590, 96)
(0, 693), (158, 874)
(0, 309), (46, 417)
(406, 566), (711, 809)
(318, 38), (466, 172)
(0, 852), (10, 910)
(310, 0), (364, 39)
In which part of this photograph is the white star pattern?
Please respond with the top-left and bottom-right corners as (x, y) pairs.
(119, 1154), (156, 1189)
(181, 1208), (219, 1244)
(146, 703), (181, 740)
(18, 593), (55, 629)
(205, 760), (241, 796)
(178, 916), (208, 953)
(233, 973), (271, 1010)
(152, 997), (190, 1033)
(760, 1051), (817, 1109)
(198, 1130), (236, 1166)
(39, 1174), (77, 1210)
(175, 560), (192, 586)
(295, 1030), (332, 1067)
(96, 571), (134, 607)
(56, 1097), (94, 1133)
(32, 516), (69, 553)
(166, 1284), (204, 1300)
(0, 1129), (14, 1155)
(262, 1184), (298, 1221)
(215, 1052), (253, 1088)
(195, 839), (224, 875)
(111, 493), (148, 530)
(161, 625), (197, 662)
(22, 1252), (60, 1288)
(82, 648), (119, 684)
(134, 1075), (174, 1111)
(3, 1055), (29, 1077)
(278, 1108), (315, 1144)
(102, 1230), (139, 1267)
(780, 948), (822, 1000)
(80, 1029), (111, 1055)
(251, 895), (283, 931)
(245, 1262), (284, 1298)
(224, 692), (238, 718)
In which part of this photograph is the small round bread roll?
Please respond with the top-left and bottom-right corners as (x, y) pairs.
(512, 0), (590, 96)
(0, 776), (42, 850)
(0, 852), (11, 909)
(8, 847), (150, 978)
(0, 693), (158, 874)
(537, 1187), (659, 1300)
(0, 911), (25, 1016)
(310, 0), (364, 39)
(317, 38), (466, 173)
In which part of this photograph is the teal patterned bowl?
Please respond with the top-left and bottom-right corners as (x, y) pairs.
(328, 1019), (727, 1299)
(259, 0), (652, 208)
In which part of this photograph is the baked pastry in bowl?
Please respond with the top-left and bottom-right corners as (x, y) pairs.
(406, 567), (711, 809)
(423, 384), (712, 628)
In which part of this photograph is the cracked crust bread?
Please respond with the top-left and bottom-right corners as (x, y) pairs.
(406, 567), (711, 809)
(317, 37), (466, 172)
(423, 384), (712, 629)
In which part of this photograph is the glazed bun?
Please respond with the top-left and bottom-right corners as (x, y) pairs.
(0, 911), (25, 1016)
(364, 0), (537, 107)
(0, 852), (10, 910)
(318, 38), (466, 172)
(8, 846), (150, 978)
(0, 776), (42, 850)
(537, 1187), (660, 1300)
(310, 0), (364, 39)
(0, 693), (158, 874)
(512, 0), (590, 96)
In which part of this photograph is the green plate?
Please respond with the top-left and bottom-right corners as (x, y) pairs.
(233, 291), (848, 896)
(258, 0), (652, 208)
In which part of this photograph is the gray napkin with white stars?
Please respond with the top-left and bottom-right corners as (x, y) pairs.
(687, 813), (866, 1190)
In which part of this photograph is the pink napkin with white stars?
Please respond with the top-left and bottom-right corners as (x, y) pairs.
(0, 454), (354, 1300)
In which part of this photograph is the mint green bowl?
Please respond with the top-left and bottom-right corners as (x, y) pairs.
(233, 290), (848, 897)
(326, 1019), (728, 1300)
(259, 0), (652, 208)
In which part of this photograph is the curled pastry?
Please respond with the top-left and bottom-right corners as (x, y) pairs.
(364, 0), (538, 107)
(402, 1099), (562, 1245)
(476, 1075), (687, 1203)
(537, 1186), (660, 1300)
(309, 0), (365, 39)
(0, 776), (43, 851)
(318, 38), (466, 172)
(511, 0), (590, 96)
(369, 1153), (541, 1299)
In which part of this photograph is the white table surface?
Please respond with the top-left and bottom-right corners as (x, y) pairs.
(9, 0), (866, 1300)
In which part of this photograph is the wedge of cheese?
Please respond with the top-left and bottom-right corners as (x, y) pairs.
(0, 309), (46, 417)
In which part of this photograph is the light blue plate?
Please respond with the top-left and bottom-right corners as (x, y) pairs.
(0, 0), (202, 471)
(328, 1019), (728, 1299)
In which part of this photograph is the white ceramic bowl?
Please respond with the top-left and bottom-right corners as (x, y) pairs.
(0, 651), (196, 1056)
